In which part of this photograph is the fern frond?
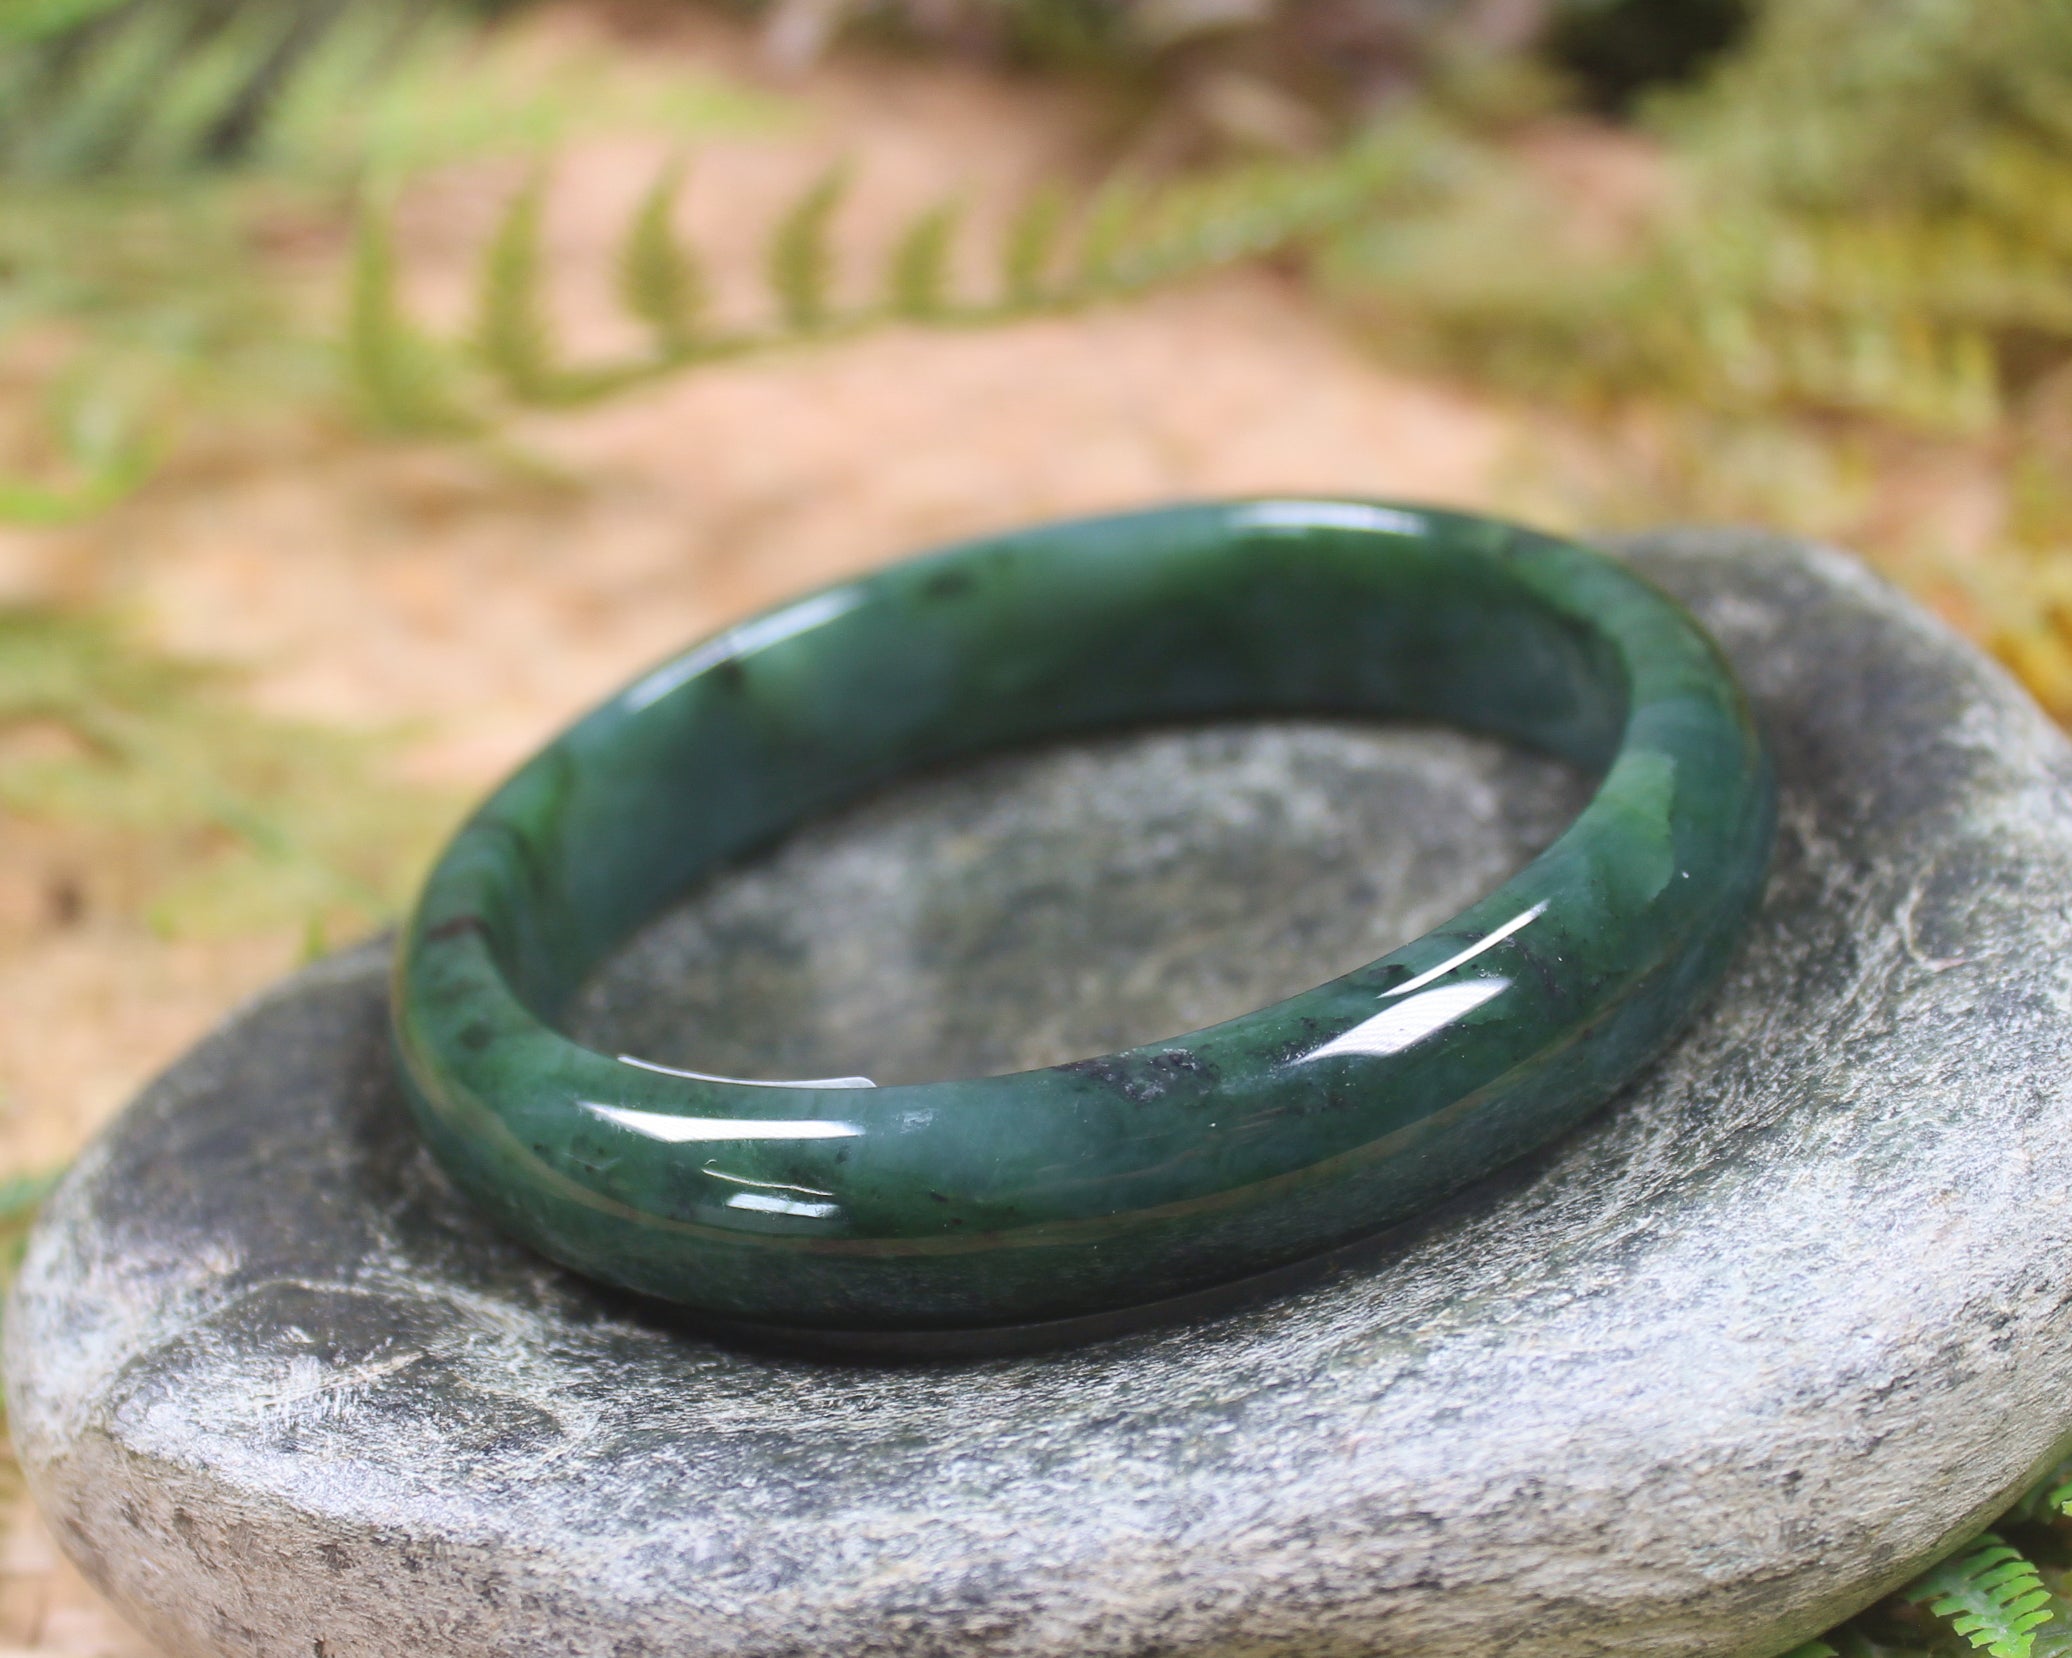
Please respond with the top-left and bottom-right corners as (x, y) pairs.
(2038, 1467), (2072, 1525)
(1902, 1535), (2055, 1658)
(1100, 140), (1401, 295)
(617, 154), (706, 362)
(887, 196), (961, 320)
(251, 0), (432, 181)
(1996, 1457), (2072, 1525)
(0, 0), (128, 45)
(0, 0), (438, 183)
(344, 198), (479, 438)
(1001, 181), (1068, 310)
(475, 166), (564, 404)
(1075, 173), (1148, 294)
(11, 2), (190, 180)
(0, 369), (157, 526)
(124, 2), (304, 175)
(768, 162), (849, 333)
(334, 140), (1405, 440)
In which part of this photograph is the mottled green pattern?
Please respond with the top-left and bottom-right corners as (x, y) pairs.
(392, 501), (1774, 1332)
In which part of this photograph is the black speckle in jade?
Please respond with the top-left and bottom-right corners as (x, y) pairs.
(391, 499), (1775, 1333)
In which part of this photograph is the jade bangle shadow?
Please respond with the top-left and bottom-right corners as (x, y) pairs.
(393, 500), (1775, 1333)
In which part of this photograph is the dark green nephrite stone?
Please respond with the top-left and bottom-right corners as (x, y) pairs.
(392, 501), (1775, 1332)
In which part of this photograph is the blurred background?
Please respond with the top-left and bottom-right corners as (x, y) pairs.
(0, 0), (2068, 1649)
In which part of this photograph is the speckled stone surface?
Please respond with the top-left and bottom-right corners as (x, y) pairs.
(12, 529), (2072, 1658)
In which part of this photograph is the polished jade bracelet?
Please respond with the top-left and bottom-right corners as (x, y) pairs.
(392, 500), (1775, 1338)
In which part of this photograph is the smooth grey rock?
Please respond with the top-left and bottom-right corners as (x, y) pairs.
(13, 529), (2072, 1658)
(568, 721), (1587, 1085)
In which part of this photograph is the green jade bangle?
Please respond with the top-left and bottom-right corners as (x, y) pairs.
(393, 500), (1775, 1337)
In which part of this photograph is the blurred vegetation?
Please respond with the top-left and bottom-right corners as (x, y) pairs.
(0, 0), (785, 937)
(1314, 0), (2072, 713)
(734, 0), (1750, 151)
(2, 2), (2072, 1653)
(0, 0), (788, 517)
(0, 0), (2064, 962)
(348, 136), (1409, 432)
(0, 0), (1465, 945)
(687, 0), (2072, 723)
(0, 0), (782, 181)
(0, 604), (452, 937)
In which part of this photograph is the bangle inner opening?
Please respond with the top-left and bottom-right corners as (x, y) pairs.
(567, 718), (1590, 1088)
